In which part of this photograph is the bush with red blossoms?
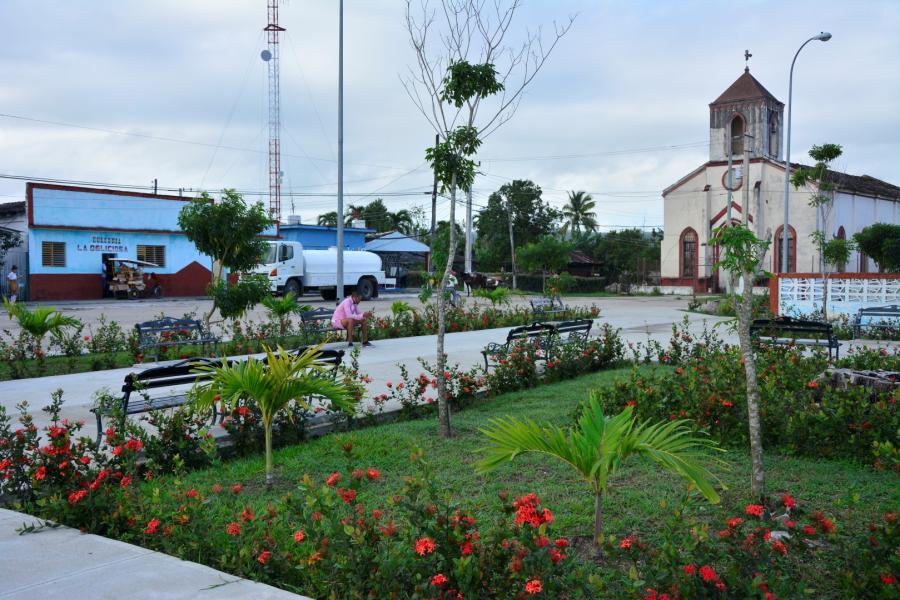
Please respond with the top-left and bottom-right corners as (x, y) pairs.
(838, 510), (899, 598)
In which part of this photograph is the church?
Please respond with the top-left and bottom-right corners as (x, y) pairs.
(659, 67), (900, 294)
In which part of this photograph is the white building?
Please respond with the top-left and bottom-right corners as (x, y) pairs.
(660, 68), (900, 294)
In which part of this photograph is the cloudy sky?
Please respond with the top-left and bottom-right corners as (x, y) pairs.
(1, 0), (898, 231)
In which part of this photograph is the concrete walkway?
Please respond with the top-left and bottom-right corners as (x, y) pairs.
(0, 508), (309, 599)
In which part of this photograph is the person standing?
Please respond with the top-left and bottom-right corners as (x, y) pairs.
(6, 265), (18, 303)
(331, 290), (371, 347)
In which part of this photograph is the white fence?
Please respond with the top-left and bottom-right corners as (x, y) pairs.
(776, 275), (900, 317)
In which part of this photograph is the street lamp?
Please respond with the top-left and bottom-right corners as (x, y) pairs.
(782, 31), (832, 273)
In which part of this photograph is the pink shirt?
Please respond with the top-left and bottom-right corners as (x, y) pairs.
(332, 296), (363, 328)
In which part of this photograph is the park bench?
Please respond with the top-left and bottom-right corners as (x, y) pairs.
(91, 348), (345, 444)
(530, 294), (567, 322)
(300, 307), (336, 344)
(852, 305), (900, 338)
(750, 317), (841, 360)
(135, 317), (219, 362)
(481, 323), (557, 370)
(549, 319), (593, 345)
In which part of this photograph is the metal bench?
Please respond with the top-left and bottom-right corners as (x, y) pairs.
(530, 294), (567, 322)
(852, 305), (900, 338)
(750, 317), (841, 360)
(300, 307), (336, 344)
(551, 319), (593, 343)
(135, 317), (219, 362)
(481, 323), (557, 370)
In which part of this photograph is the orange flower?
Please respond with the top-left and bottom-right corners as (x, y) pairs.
(415, 536), (436, 556)
(524, 579), (543, 594)
(226, 522), (241, 536)
(293, 530), (306, 542)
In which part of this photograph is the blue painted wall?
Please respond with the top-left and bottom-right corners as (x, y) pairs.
(279, 224), (372, 250)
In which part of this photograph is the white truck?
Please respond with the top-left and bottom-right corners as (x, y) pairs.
(256, 241), (386, 301)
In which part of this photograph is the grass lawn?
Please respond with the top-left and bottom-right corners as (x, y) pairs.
(168, 367), (899, 597)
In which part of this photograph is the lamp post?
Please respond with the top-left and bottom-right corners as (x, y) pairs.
(782, 31), (832, 273)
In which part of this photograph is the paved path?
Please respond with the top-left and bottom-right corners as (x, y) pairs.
(0, 508), (310, 599)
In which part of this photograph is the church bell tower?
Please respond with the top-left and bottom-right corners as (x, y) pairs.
(709, 66), (784, 162)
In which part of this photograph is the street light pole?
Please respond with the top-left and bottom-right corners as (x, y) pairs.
(782, 32), (832, 273)
(336, 0), (344, 304)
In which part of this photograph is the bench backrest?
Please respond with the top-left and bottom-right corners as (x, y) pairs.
(858, 305), (900, 318)
(553, 319), (593, 335)
(123, 357), (224, 394)
(135, 317), (205, 341)
(750, 317), (833, 337)
(507, 323), (556, 343)
(530, 297), (553, 309)
(300, 307), (334, 323)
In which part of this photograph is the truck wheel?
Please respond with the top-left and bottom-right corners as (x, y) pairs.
(321, 288), (337, 301)
(356, 278), (375, 301)
(284, 279), (302, 297)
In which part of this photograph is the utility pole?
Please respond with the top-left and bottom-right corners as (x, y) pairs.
(724, 132), (734, 294)
(429, 133), (438, 274)
(335, 0), (344, 303)
(464, 186), (473, 274)
(153, 178), (158, 195)
(742, 133), (753, 226)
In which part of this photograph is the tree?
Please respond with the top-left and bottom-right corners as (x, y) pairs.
(177, 190), (272, 326)
(0, 229), (21, 265)
(517, 235), (572, 293)
(587, 228), (662, 286)
(317, 211), (338, 227)
(430, 220), (464, 275)
(854, 223), (900, 272)
(391, 209), (416, 235)
(3, 299), (80, 371)
(404, 0), (573, 438)
(261, 291), (301, 339)
(474, 180), (561, 272)
(344, 204), (367, 226)
(712, 224), (770, 500)
(362, 199), (393, 232)
(561, 191), (598, 236)
(477, 394), (721, 550)
(192, 346), (353, 488)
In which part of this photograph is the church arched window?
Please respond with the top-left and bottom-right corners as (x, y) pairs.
(729, 114), (745, 156)
(773, 225), (796, 273)
(680, 228), (698, 279)
(769, 113), (779, 156)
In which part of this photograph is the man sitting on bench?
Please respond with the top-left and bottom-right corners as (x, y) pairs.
(332, 290), (372, 348)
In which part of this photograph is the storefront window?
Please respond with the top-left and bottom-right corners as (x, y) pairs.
(41, 241), (65, 267)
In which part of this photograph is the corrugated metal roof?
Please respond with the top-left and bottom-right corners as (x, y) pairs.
(364, 231), (429, 253)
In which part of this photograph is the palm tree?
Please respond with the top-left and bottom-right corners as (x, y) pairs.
(477, 393), (722, 548)
(4, 299), (80, 368)
(317, 211), (338, 227)
(344, 204), (366, 227)
(261, 292), (300, 339)
(192, 346), (353, 487)
(391, 209), (415, 234)
(561, 191), (598, 236)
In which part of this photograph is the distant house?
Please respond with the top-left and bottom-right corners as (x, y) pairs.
(364, 231), (430, 285)
(565, 250), (600, 277)
(0, 200), (27, 299)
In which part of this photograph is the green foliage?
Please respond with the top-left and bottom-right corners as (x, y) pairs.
(475, 180), (561, 271)
(262, 292), (300, 338)
(791, 143), (843, 198)
(191, 346), (353, 486)
(478, 396), (721, 544)
(473, 286), (510, 307)
(577, 228), (662, 285)
(177, 189), (272, 274)
(440, 60), (504, 108)
(3, 299), (80, 368)
(547, 271), (575, 296)
(518, 235), (572, 274)
(316, 211), (338, 227)
(821, 236), (856, 271)
(853, 222), (900, 272)
(208, 274), (270, 321)
(712, 224), (770, 276)
(390, 300), (412, 316)
(561, 190), (598, 235)
(0, 229), (21, 264)
(425, 126), (481, 193)
(429, 220), (463, 275)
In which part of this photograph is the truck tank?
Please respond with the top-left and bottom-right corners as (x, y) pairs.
(302, 249), (383, 274)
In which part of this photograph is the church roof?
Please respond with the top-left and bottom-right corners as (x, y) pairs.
(711, 69), (782, 106)
(813, 167), (900, 201)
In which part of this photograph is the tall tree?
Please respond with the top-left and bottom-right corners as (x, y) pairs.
(177, 190), (272, 326)
(561, 190), (598, 236)
(474, 180), (561, 271)
(854, 223), (900, 272)
(391, 209), (415, 234)
(517, 235), (572, 293)
(317, 211), (338, 227)
(362, 198), (393, 232)
(712, 224), (770, 500)
(404, 0), (573, 438)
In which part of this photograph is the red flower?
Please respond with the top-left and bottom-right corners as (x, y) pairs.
(144, 518), (161, 535)
(807, 380), (819, 389)
(185, 488), (199, 499)
(226, 522), (241, 536)
(211, 484), (222, 494)
(293, 530), (306, 542)
(626, 400), (638, 407)
(619, 535), (636, 550)
(727, 517), (743, 528)
(231, 483), (243, 494)
(124, 438), (143, 452)
(535, 535), (550, 548)
(326, 472), (341, 487)
(745, 504), (765, 518)
(379, 520), (396, 537)
(699, 565), (718, 582)
(366, 467), (381, 480)
(554, 538), (569, 548)
(337, 487), (357, 504)
(802, 525), (816, 535)
(715, 581), (727, 592)
(415, 537), (436, 556)
(311, 511), (323, 522)
(34, 466), (46, 481)
(683, 564), (697, 576)
(524, 579), (543, 594)
(67, 489), (87, 505)
(771, 540), (788, 555)
(722, 400), (734, 407)
(781, 494), (796, 509)
(431, 573), (449, 586)
(241, 507), (255, 522)
(257, 550), (272, 564)
(880, 573), (897, 585)
(549, 548), (566, 564)
(460, 541), (473, 556)
(120, 476), (132, 488)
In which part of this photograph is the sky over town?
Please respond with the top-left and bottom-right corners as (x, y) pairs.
(1, 0), (898, 231)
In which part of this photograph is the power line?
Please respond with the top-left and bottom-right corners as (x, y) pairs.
(480, 141), (710, 162)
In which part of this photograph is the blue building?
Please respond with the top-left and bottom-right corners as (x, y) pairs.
(279, 223), (373, 250)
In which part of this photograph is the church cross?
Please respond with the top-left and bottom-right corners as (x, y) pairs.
(744, 49), (752, 72)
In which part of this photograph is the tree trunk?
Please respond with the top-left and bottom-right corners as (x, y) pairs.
(593, 489), (603, 557)
(435, 174), (459, 438)
(264, 422), (274, 488)
(734, 270), (765, 499)
(507, 201), (517, 290)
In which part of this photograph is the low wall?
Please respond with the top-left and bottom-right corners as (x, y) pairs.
(770, 273), (900, 316)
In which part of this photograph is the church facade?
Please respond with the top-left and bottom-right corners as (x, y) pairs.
(660, 69), (900, 293)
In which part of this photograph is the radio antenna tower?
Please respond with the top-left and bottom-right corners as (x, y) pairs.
(262, 0), (285, 221)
